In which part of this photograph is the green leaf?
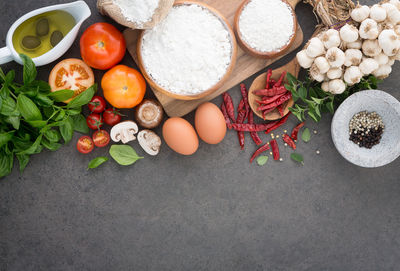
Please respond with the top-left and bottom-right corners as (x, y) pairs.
(71, 114), (89, 134)
(54, 109), (66, 121)
(16, 153), (29, 172)
(311, 97), (324, 104)
(31, 80), (51, 93)
(17, 134), (43, 155)
(47, 89), (75, 102)
(256, 155), (269, 166)
(67, 108), (82, 115)
(44, 129), (61, 143)
(0, 96), (18, 116)
(34, 93), (53, 107)
(286, 73), (297, 86)
(326, 98), (334, 114)
(41, 138), (62, 151)
(20, 54), (37, 85)
(66, 84), (96, 109)
(298, 86), (307, 100)
(59, 116), (74, 144)
(88, 157), (109, 169)
(109, 145), (144, 166)
(26, 120), (47, 128)
(5, 70), (15, 84)
(5, 116), (20, 130)
(17, 94), (42, 121)
(0, 148), (13, 178)
(0, 131), (14, 148)
(301, 128), (311, 143)
(308, 109), (321, 122)
(290, 153), (304, 165)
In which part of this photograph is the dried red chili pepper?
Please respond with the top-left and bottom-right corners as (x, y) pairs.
(283, 134), (296, 150)
(222, 92), (235, 121)
(277, 104), (285, 117)
(270, 79), (277, 87)
(256, 93), (286, 105)
(290, 122), (305, 141)
(240, 83), (250, 114)
(265, 69), (272, 89)
(238, 99), (245, 112)
(248, 110), (262, 145)
(276, 71), (286, 87)
(253, 85), (287, 97)
(230, 122), (278, 132)
(250, 142), (270, 163)
(236, 109), (247, 150)
(257, 93), (292, 111)
(270, 139), (280, 160)
(265, 112), (291, 134)
(262, 107), (276, 119)
(221, 103), (232, 129)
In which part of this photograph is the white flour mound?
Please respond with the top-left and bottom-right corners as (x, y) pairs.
(115, 0), (160, 26)
(239, 0), (294, 52)
(141, 4), (233, 95)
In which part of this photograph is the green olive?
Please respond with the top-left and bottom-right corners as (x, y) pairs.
(50, 31), (64, 47)
(36, 18), (49, 36)
(21, 35), (41, 51)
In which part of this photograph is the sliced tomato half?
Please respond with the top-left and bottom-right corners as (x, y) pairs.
(49, 58), (95, 103)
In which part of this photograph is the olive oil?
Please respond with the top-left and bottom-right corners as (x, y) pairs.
(12, 10), (75, 58)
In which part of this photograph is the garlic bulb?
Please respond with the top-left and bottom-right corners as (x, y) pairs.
(373, 64), (392, 79)
(310, 63), (325, 82)
(340, 24), (359, 43)
(327, 67), (343, 79)
(351, 5), (370, 22)
(389, 0), (400, 9)
(345, 39), (362, 49)
(326, 47), (345, 68)
(359, 19), (380, 40)
(388, 57), (396, 65)
(370, 4), (387, 22)
(374, 52), (389, 65)
(362, 39), (382, 57)
(344, 49), (363, 66)
(306, 37), (325, 58)
(382, 3), (400, 24)
(344, 66), (363, 85)
(328, 79), (346, 94)
(394, 24), (400, 36)
(378, 29), (400, 56)
(359, 58), (379, 74)
(314, 56), (330, 74)
(321, 29), (341, 49)
(296, 50), (314, 68)
(321, 81), (330, 92)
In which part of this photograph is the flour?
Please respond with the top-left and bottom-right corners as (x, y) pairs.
(239, 0), (294, 53)
(140, 4), (233, 95)
(114, 0), (160, 27)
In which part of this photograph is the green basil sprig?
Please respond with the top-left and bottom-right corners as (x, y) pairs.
(109, 145), (144, 166)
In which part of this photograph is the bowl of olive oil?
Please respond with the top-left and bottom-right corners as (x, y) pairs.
(0, 1), (91, 66)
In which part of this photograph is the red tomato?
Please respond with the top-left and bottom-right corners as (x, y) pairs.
(88, 96), (106, 113)
(92, 130), (110, 148)
(80, 23), (126, 70)
(103, 108), (122, 126)
(77, 136), (94, 154)
(86, 113), (103, 130)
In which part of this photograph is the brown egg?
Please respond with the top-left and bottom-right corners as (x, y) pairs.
(195, 102), (227, 144)
(162, 117), (199, 155)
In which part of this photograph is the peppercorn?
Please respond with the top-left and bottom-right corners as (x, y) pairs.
(349, 111), (384, 149)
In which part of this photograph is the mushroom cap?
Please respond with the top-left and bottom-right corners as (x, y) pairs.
(110, 121), (139, 144)
(137, 129), (161, 156)
(134, 99), (163, 129)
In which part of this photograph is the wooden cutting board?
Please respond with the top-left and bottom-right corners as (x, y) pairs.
(123, 0), (304, 117)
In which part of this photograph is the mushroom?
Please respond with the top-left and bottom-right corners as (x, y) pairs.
(137, 130), (162, 156)
(110, 121), (138, 144)
(134, 99), (163, 129)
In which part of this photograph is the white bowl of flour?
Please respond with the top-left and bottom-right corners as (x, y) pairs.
(137, 1), (238, 100)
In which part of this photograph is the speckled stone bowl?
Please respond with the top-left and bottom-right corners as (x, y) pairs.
(331, 90), (400, 168)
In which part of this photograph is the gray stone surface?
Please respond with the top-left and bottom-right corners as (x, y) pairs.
(0, 0), (399, 270)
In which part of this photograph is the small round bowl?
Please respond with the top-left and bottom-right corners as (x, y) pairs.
(234, 0), (297, 59)
(331, 90), (400, 168)
(137, 1), (238, 101)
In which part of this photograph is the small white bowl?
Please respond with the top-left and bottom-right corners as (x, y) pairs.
(331, 90), (400, 168)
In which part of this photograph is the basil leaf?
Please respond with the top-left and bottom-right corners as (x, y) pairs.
(44, 129), (61, 143)
(302, 128), (311, 143)
(71, 114), (89, 134)
(109, 145), (144, 166)
(5, 70), (15, 84)
(26, 120), (47, 128)
(298, 86), (307, 101)
(326, 98), (334, 114)
(0, 148), (13, 178)
(17, 94), (42, 121)
(34, 93), (53, 107)
(286, 73), (297, 86)
(67, 84), (96, 109)
(20, 54), (37, 85)
(55, 109), (66, 121)
(16, 153), (29, 172)
(31, 80), (51, 93)
(17, 134), (43, 155)
(256, 155), (269, 166)
(0, 96), (18, 116)
(47, 89), (75, 102)
(291, 153), (304, 165)
(5, 116), (20, 130)
(41, 137), (62, 151)
(59, 116), (74, 144)
(88, 157), (109, 169)
(308, 109), (320, 122)
(67, 108), (82, 115)
(0, 131), (14, 148)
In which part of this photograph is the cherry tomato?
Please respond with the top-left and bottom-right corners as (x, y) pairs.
(49, 58), (94, 103)
(92, 130), (110, 148)
(80, 23), (126, 70)
(101, 65), (146, 109)
(103, 108), (122, 126)
(77, 136), (94, 154)
(88, 96), (106, 113)
(86, 113), (103, 130)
